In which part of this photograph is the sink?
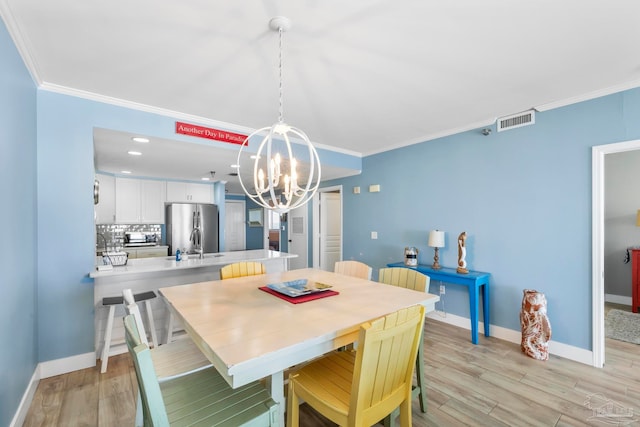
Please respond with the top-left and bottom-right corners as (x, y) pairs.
(204, 253), (225, 258)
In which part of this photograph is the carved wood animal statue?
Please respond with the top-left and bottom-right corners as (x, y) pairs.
(456, 231), (468, 274)
(520, 289), (552, 361)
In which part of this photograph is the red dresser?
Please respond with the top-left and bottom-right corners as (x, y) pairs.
(632, 249), (640, 313)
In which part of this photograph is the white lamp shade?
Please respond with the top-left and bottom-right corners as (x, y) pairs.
(428, 230), (445, 248)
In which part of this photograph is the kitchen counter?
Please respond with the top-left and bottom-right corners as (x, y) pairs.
(90, 249), (295, 278)
(91, 249), (298, 358)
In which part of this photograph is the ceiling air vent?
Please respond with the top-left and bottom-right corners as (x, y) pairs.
(497, 109), (535, 132)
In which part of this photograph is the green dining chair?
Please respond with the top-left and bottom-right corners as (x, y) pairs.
(123, 289), (214, 426)
(124, 314), (278, 426)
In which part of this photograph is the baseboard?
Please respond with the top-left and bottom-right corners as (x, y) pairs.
(426, 311), (594, 366)
(9, 368), (40, 427)
(10, 352), (99, 425)
(605, 294), (632, 306)
(39, 352), (96, 379)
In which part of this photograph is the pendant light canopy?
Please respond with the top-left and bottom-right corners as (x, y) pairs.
(237, 16), (321, 214)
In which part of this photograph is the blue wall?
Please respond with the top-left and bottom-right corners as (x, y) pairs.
(0, 18), (37, 427)
(330, 89), (640, 350)
(34, 91), (361, 363)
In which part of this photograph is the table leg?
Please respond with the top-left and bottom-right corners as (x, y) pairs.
(266, 370), (285, 426)
(482, 282), (490, 337)
(469, 284), (479, 344)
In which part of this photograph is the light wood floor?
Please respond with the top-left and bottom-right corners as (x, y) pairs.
(23, 314), (640, 426)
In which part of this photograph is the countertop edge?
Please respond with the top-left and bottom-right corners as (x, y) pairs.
(90, 250), (297, 279)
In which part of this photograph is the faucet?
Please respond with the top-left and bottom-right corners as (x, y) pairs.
(190, 228), (204, 259)
(190, 212), (204, 259)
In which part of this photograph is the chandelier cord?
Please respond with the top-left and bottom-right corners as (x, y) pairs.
(236, 16), (321, 213)
(278, 26), (284, 124)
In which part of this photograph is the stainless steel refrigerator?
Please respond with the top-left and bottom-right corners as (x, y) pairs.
(165, 203), (219, 256)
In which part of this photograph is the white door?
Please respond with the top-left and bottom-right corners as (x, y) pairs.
(288, 205), (308, 270)
(224, 200), (246, 251)
(319, 192), (342, 271)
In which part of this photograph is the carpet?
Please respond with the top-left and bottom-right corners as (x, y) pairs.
(605, 309), (640, 344)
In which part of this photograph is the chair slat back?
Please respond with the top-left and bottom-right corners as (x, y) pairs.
(124, 314), (169, 426)
(378, 267), (430, 292)
(334, 260), (373, 280)
(349, 305), (425, 426)
(122, 289), (149, 347)
(220, 261), (266, 280)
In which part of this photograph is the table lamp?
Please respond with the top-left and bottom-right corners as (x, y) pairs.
(428, 230), (445, 269)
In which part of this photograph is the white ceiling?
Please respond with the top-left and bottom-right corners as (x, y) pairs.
(3, 0), (640, 189)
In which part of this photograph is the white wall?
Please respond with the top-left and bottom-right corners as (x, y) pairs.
(604, 149), (640, 297)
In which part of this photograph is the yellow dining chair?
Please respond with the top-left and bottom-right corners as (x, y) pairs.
(219, 261), (266, 280)
(334, 260), (373, 280)
(287, 305), (425, 427)
(124, 314), (278, 426)
(378, 267), (430, 422)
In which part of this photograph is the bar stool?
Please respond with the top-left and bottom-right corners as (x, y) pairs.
(100, 290), (158, 373)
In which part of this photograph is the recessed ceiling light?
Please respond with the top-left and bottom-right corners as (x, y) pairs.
(201, 177), (210, 181)
(132, 137), (149, 143)
(128, 151), (142, 156)
(121, 170), (132, 174)
(230, 164), (239, 168)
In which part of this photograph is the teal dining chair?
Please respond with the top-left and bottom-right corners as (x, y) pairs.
(124, 313), (278, 426)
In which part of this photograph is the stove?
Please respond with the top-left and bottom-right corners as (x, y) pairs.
(124, 232), (158, 247)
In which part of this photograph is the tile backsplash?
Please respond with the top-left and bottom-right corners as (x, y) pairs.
(96, 224), (162, 251)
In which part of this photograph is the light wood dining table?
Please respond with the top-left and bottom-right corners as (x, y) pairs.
(159, 268), (439, 426)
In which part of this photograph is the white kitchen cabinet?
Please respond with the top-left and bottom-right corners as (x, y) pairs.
(115, 178), (140, 223)
(95, 173), (115, 224)
(166, 181), (213, 203)
(140, 180), (166, 223)
(116, 178), (166, 223)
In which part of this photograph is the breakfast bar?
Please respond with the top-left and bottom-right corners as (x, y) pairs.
(90, 249), (297, 361)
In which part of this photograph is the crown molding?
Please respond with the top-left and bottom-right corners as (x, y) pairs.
(39, 82), (260, 135)
(535, 78), (640, 112)
(0, 1), (42, 85)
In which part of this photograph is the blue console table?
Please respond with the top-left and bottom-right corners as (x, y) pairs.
(387, 262), (490, 344)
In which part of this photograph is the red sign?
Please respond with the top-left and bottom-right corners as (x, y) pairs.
(175, 122), (247, 145)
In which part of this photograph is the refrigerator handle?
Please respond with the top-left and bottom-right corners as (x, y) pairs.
(192, 211), (196, 229)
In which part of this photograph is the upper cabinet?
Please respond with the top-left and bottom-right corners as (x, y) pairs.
(115, 178), (166, 223)
(97, 177), (213, 225)
(166, 181), (213, 203)
(95, 173), (116, 224)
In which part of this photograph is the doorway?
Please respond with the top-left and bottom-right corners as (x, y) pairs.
(264, 209), (281, 251)
(592, 138), (640, 367)
(224, 200), (246, 251)
(312, 186), (343, 271)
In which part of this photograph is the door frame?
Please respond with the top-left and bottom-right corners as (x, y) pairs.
(312, 185), (343, 268)
(592, 138), (640, 368)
